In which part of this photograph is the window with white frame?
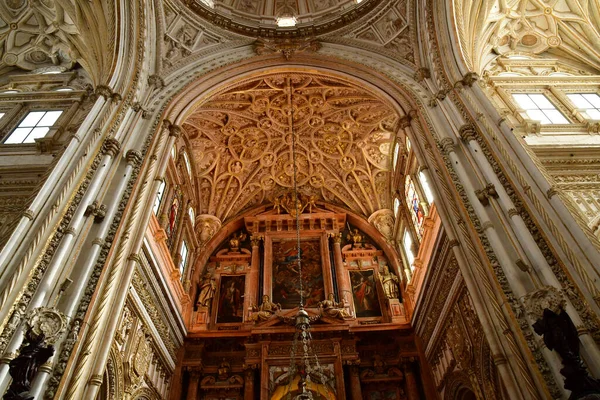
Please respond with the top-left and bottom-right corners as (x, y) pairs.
(4, 110), (63, 144)
(567, 94), (600, 120)
(512, 94), (569, 124)
(153, 180), (166, 215)
(179, 240), (189, 279)
(188, 206), (195, 226)
(419, 170), (434, 204)
(183, 151), (192, 177)
(403, 231), (415, 268)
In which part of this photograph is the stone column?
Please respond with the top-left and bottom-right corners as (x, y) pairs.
(349, 365), (362, 400)
(403, 361), (419, 400)
(330, 233), (352, 313)
(244, 236), (262, 321)
(244, 369), (255, 400)
(186, 367), (202, 399)
(158, 183), (175, 230)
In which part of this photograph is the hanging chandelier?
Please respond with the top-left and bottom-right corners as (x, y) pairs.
(284, 76), (328, 399)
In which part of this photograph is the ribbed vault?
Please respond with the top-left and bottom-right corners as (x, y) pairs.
(182, 71), (400, 222)
(452, 0), (600, 74)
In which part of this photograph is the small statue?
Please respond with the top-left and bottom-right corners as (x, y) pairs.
(379, 265), (400, 300)
(319, 293), (350, 319)
(346, 228), (364, 249)
(249, 295), (280, 322)
(229, 232), (247, 251)
(197, 275), (216, 308)
(217, 358), (231, 381)
(5, 329), (54, 400)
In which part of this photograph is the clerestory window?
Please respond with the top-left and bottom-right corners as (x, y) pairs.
(4, 110), (63, 144)
(566, 94), (600, 120)
(512, 94), (569, 125)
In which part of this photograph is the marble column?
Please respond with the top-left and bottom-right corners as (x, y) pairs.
(331, 233), (352, 313)
(403, 362), (419, 400)
(245, 236), (262, 320)
(349, 366), (362, 400)
(244, 369), (255, 400)
(186, 367), (201, 399)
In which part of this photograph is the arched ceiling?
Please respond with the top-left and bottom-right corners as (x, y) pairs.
(453, 0), (600, 75)
(0, 0), (115, 83)
(183, 0), (382, 37)
(182, 71), (400, 223)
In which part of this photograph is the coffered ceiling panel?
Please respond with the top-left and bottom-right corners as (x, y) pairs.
(182, 72), (399, 222)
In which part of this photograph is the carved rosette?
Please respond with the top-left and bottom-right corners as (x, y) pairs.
(523, 286), (567, 321)
(27, 307), (67, 345)
(368, 209), (395, 242)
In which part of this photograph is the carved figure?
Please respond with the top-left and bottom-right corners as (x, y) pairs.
(217, 358), (231, 381)
(228, 232), (247, 251)
(5, 329), (54, 400)
(379, 265), (400, 299)
(319, 293), (350, 319)
(197, 275), (216, 308)
(250, 295), (280, 322)
(346, 229), (364, 248)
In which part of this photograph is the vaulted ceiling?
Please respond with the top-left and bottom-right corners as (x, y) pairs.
(182, 72), (400, 223)
(453, 0), (600, 74)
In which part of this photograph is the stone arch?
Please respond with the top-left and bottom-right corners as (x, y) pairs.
(130, 386), (161, 400)
(99, 345), (124, 400)
(444, 370), (476, 400)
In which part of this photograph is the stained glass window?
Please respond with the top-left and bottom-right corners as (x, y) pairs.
(167, 196), (180, 244)
(405, 175), (424, 238)
(419, 171), (434, 204)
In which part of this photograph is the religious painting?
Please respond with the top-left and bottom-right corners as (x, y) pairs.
(272, 239), (324, 309)
(349, 270), (381, 318)
(216, 275), (245, 323)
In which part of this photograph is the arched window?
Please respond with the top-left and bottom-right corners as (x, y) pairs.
(392, 142), (400, 170)
(167, 196), (179, 242)
(405, 175), (424, 238)
(171, 144), (176, 159)
(418, 170), (434, 204)
(393, 198), (400, 218)
(179, 240), (189, 279)
(153, 180), (166, 215)
(403, 230), (415, 268)
(182, 151), (192, 177)
(188, 206), (195, 226)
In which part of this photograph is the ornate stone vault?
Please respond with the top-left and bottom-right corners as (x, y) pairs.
(184, 0), (382, 37)
(182, 72), (400, 222)
(453, 0), (600, 74)
(0, 0), (114, 82)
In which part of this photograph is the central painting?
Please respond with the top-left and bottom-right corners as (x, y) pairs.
(272, 239), (324, 309)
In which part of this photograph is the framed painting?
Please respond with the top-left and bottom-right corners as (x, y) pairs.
(272, 238), (324, 309)
(349, 270), (381, 318)
(216, 275), (245, 323)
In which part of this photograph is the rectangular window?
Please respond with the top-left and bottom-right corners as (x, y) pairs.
(4, 110), (63, 144)
(512, 94), (569, 124)
(179, 240), (189, 279)
(567, 94), (600, 120)
(403, 231), (415, 267)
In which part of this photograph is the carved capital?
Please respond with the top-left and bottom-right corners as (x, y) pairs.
(169, 125), (182, 138)
(458, 124), (477, 142)
(398, 115), (412, 129)
(413, 68), (431, 82)
(439, 138), (456, 155)
(102, 137), (121, 157)
(126, 150), (143, 166)
(148, 75), (165, 89)
(523, 286), (566, 321)
(250, 235), (263, 247)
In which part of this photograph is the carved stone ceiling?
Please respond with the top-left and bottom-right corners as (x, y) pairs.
(453, 0), (600, 74)
(183, 72), (399, 222)
(0, 0), (114, 83)
(183, 0), (382, 37)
